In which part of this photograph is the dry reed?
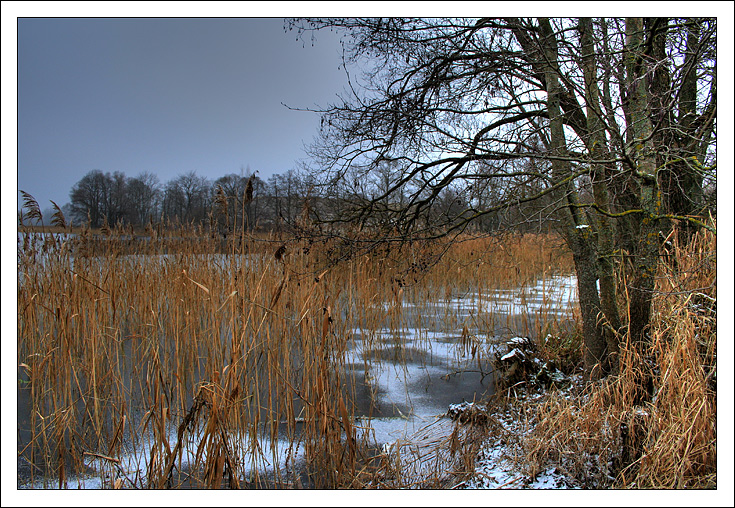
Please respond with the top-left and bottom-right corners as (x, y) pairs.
(17, 200), (579, 489)
(491, 223), (717, 489)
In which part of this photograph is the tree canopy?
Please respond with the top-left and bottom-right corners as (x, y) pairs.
(287, 17), (716, 382)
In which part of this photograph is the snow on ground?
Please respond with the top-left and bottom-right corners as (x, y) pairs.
(457, 404), (578, 490)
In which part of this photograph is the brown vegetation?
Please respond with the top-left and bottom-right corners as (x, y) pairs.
(461, 223), (717, 489)
(17, 215), (572, 489)
(17, 216), (714, 489)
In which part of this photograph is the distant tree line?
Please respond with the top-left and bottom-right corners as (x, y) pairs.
(64, 165), (560, 234)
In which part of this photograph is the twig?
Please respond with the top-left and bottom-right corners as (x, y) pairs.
(83, 451), (120, 464)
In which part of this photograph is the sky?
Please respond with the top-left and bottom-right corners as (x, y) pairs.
(13, 16), (349, 214)
(7, 3), (733, 215)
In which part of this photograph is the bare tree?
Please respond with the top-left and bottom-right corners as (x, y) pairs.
(126, 172), (161, 227)
(265, 169), (311, 231)
(106, 171), (129, 226)
(69, 169), (114, 228)
(213, 173), (248, 234)
(212, 171), (264, 233)
(288, 17), (716, 382)
(162, 171), (211, 225)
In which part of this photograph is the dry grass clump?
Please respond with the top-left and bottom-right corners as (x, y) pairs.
(500, 388), (614, 487)
(506, 223), (716, 489)
(630, 224), (716, 489)
(359, 416), (492, 489)
(536, 326), (584, 375)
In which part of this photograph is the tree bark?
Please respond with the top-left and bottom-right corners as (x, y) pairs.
(539, 18), (607, 380)
(579, 18), (623, 375)
(622, 18), (657, 349)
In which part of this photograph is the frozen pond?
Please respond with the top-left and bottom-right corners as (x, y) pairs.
(343, 274), (577, 450)
(18, 274), (578, 489)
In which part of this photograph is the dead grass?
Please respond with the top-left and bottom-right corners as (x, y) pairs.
(486, 223), (717, 489)
(16, 207), (585, 490)
(18, 222), (364, 488)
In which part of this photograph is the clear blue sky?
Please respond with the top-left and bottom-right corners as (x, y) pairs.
(14, 16), (347, 212)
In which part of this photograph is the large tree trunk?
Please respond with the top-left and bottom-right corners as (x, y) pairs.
(570, 233), (608, 380)
(539, 18), (607, 380)
(579, 18), (623, 375)
(623, 18), (654, 345)
(620, 17), (666, 402)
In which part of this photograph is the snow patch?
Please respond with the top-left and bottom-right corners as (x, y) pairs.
(500, 348), (524, 362)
